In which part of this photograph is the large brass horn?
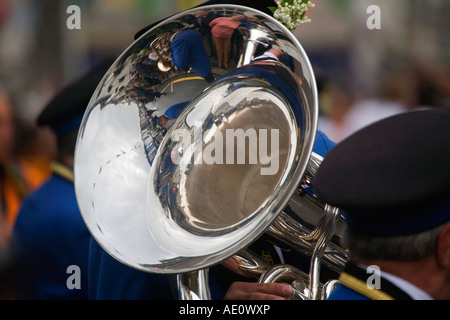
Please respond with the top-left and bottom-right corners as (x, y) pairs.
(74, 4), (348, 300)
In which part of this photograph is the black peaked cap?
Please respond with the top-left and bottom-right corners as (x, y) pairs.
(314, 108), (450, 236)
(37, 59), (114, 135)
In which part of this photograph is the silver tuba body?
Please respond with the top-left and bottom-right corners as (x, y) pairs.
(74, 4), (348, 300)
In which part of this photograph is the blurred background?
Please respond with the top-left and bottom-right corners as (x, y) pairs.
(0, 0), (449, 161)
(0, 0), (448, 299)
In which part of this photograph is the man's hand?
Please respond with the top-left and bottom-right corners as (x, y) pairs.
(224, 281), (293, 300)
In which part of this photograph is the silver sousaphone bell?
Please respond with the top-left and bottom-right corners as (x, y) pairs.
(74, 4), (348, 300)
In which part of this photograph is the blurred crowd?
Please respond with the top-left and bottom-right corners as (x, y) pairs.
(318, 65), (450, 143)
(0, 87), (55, 298)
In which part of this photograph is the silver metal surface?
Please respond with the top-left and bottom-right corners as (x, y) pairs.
(177, 269), (211, 300)
(259, 264), (312, 300)
(74, 4), (319, 275)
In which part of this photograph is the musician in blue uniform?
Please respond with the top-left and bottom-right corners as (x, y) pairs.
(314, 108), (450, 300)
(88, 57), (337, 299)
(87, 0), (339, 300)
(10, 60), (114, 299)
(88, 126), (336, 300)
(170, 28), (215, 84)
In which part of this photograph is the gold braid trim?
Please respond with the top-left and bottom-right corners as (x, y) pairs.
(51, 162), (74, 183)
(338, 272), (395, 300)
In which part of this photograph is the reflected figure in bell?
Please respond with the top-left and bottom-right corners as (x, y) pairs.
(196, 10), (219, 57)
(158, 101), (189, 129)
(169, 29), (215, 83)
(209, 14), (245, 69)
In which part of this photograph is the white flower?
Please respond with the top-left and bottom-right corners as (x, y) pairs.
(270, 0), (315, 31)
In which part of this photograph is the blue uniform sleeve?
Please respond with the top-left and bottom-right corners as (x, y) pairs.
(88, 237), (233, 300)
(313, 130), (336, 157)
(88, 238), (176, 300)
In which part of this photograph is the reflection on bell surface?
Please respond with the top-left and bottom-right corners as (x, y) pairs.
(148, 74), (298, 254)
(74, 4), (319, 274)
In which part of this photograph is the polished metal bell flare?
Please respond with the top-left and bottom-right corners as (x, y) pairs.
(74, 4), (319, 275)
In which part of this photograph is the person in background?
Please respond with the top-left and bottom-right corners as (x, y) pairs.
(88, 0), (306, 300)
(88, 0), (340, 301)
(0, 88), (26, 298)
(0, 87), (54, 298)
(10, 59), (112, 300)
(0, 89), (48, 231)
(314, 108), (450, 300)
(209, 14), (244, 69)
